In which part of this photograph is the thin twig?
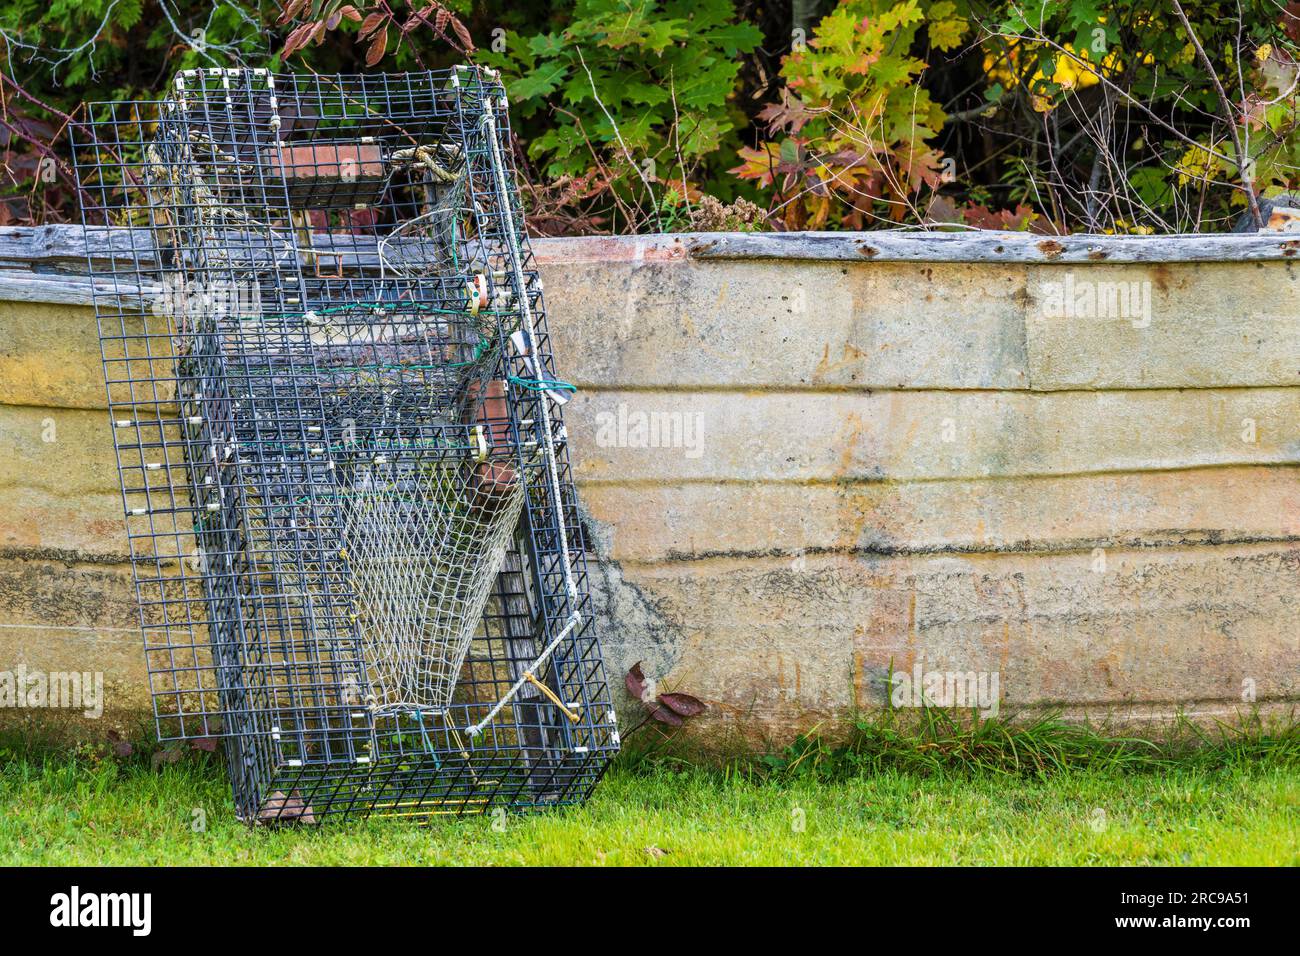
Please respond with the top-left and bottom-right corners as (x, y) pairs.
(575, 48), (662, 232)
(1169, 0), (1261, 227)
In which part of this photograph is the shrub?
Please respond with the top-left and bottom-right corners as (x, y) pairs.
(732, 0), (968, 229)
(479, 0), (762, 230)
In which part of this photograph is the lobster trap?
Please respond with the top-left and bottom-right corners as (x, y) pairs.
(72, 67), (618, 822)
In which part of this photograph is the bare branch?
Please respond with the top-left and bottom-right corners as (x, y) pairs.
(1169, 0), (1262, 228)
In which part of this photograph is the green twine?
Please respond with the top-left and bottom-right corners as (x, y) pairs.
(508, 375), (576, 393)
(411, 710), (442, 769)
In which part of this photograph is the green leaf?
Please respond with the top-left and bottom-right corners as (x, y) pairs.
(702, 22), (763, 56)
(1063, 0), (1104, 31)
(116, 0), (143, 30)
(527, 32), (565, 57)
(508, 61), (570, 102)
(1127, 166), (1170, 207)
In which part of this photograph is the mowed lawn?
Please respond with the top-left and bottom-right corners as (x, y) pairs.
(2, 746), (1296, 865)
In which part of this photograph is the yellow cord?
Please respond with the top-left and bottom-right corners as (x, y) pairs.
(524, 672), (582, 724)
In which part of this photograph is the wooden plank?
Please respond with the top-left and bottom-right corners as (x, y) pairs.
(6, 225), (1300, 277)
(682, 230), (1300, 264)
(0, 271), (157, 307)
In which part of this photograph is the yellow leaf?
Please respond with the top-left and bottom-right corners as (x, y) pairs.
(929, 18), (966, 52)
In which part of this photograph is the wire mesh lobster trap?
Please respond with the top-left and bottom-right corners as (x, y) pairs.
(71, 66), (619, 822)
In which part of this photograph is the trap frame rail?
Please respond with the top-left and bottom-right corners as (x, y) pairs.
(71, 66), (618, 821)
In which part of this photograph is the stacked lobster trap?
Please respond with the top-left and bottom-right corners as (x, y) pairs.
(72, 67), (618, 822)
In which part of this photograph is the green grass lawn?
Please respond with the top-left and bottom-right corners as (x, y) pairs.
(2, 734), (1297, 865)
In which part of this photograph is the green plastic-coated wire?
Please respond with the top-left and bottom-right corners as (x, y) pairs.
(508, 375), (577, 393)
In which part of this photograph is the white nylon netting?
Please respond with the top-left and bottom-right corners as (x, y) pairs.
(342, 453), (524, 714)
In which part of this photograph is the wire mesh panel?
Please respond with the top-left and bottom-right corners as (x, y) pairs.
(71, 66), (618, 822)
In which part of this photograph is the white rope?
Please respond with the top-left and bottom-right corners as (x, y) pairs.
(466, 610), (581, 735)
(466, 96), (581, 737)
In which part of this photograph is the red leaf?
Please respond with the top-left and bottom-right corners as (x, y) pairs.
(278, 0), (310, 25)
(282, 21), (314, 57)
(359, 11), (386, 39)
(1284, 3), (1300, 43)
(957, 201), (1039, 232)
(450, 16), (474, 52)
(757, 90), (816, 135)
(337, 4), (362, 21)
(657, 692), (706, 718)
(648, 703), (684, 726)
(730, 145), (778, 187)
(365, 26), (388, 66)
(326, 11), (342, 30)
(625, 661), (647, 701)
